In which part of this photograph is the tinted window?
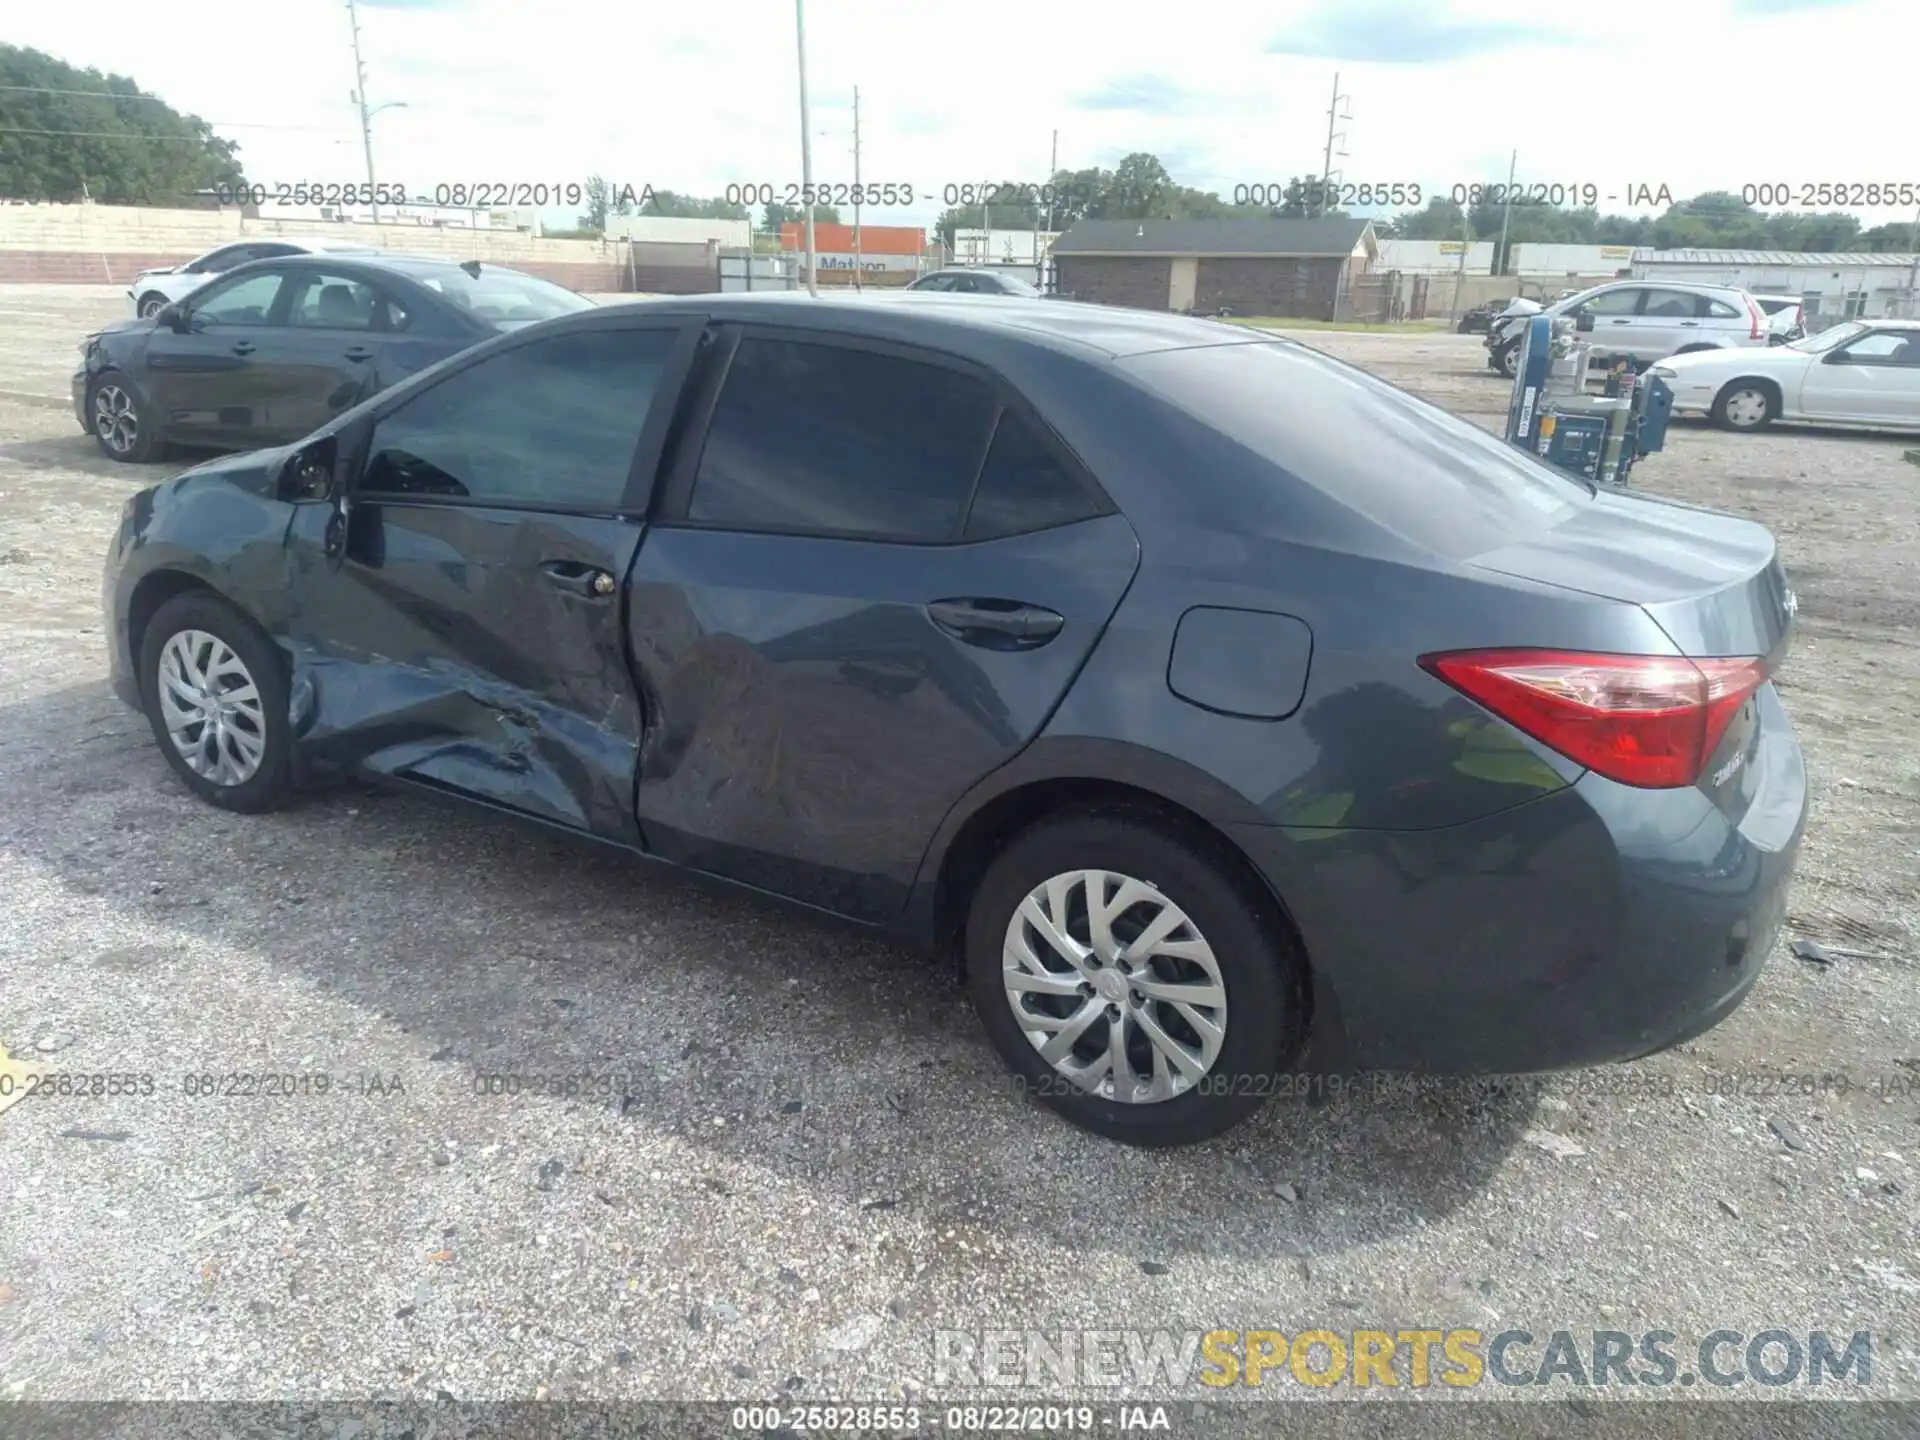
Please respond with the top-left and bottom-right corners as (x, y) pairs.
(1642, 289), (1702, 318)
(1122, 340), (1588, 559)
(246, 243), (304, 261)
(1705, 299), (1742, 318)
(192, 272), (285, 326)
(689, 338), (995, 540)
(361, 328), (673, 508)
(1581, 288), (1640, 316)
(964, 411), (1101, 540)
(914, 274), (954, 291)
(285, 270), (406, 331)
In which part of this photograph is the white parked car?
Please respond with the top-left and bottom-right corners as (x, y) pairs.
(126, 237), (384, 318)
(1651, 319), (1920, 432)
(1487, 280), (1770, 378)
(1751, 294), (1806, 345)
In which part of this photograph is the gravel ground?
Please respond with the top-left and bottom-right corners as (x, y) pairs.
(1, 287), (1916, 1430)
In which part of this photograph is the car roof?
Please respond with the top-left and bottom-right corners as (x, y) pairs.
(584, 291), (1271, 360)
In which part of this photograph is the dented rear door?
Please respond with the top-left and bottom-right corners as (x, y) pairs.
(283, 315), (703, 842)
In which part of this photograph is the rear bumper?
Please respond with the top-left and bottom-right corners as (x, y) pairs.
(1230, 688), (1808, 1074)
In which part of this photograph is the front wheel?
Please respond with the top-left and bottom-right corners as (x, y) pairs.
(965, 810), (1305, 1147)
(88, 373), (161, 463)
(138, 593), (295, 813)
(136, 292), (170, 319)
(1496, 342), (1521, 378)
(1712, 381), (1776, 432)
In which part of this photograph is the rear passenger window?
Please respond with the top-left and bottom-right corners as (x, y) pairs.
(689, 337), (995, 540)
(1705, 299), (1741, 318)
(1641, 289), (1702, 318)
(964, 411), (1102, 540)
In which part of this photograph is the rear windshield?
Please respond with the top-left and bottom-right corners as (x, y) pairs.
(398, 265), (595, 330)
(1120, 340), (1589, 558)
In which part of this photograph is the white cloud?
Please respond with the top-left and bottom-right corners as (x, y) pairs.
(9, 0), (1914, 230)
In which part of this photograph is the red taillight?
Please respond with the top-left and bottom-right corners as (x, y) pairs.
(1420, 649), (1770, 789)
(1747, 299), (1764, 340)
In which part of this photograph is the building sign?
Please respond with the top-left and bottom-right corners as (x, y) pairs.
(1600, 246), (1633, 260)
(1438, 242), (1466, 254)
(802, 252), (921, 274)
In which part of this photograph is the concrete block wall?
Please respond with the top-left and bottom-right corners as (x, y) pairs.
(0, 204), (634, 291)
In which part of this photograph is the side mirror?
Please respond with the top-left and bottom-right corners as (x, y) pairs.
(277, 435), (340, 503)
(1575, 312), (1595, 333)
(162, 306), (190, 333)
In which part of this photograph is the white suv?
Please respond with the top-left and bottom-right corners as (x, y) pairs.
(1487, 280), (1770, 378)
(126, 236), (385, 318)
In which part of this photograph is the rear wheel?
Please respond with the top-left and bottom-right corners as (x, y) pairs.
(1496, 341), (1521, 378)
(1712, 381), (1776, 432)
(965, 810), (1305, 1147)
(138, 593), (294, 813)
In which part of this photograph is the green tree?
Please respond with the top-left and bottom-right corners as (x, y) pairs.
(639, 189), (749, 221)
(575, 173), (634, 232)
(0, 44), (245, 203)
(760, 200), (840, 231)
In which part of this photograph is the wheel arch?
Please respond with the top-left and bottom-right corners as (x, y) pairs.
(125, 568), (275, 698)
(1714, 374), (1784, 413)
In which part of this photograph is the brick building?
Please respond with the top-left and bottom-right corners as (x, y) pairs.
(1051, 217), (1377, 319)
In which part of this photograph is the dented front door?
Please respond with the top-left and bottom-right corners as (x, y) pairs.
(279, 317), (698, 843)
(286, 502), (647, 839)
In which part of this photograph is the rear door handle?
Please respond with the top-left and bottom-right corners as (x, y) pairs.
(343, 346), (372, 362)
(926, 598), (1064, 647)
(540, 560), (615, 597)
(231, 341), (255, 355)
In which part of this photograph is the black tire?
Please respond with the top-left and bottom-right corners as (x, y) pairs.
(1496, 341), (1520, 378)
(1711, 379), (1777, 432)
(137, 592), (294, 813)
(136, 292), (170, 319)
(964, 809), (1306, 1147)
(87, 371), (163, 464)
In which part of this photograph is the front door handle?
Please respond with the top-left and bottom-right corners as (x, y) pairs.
(231, 340), (256, 355)
(926, 598), (1064, 647)
(541, 559), (615, 598)
(343, 346), (372, 362)
(1679, 320), (1700, 327)
(1609, 318), (1632, 325)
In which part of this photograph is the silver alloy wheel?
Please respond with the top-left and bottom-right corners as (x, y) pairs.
(1723, 387), (1770, 428)
(1002, 869), (1228, 1104)
(138, 295), (166, 318)
(93, 384), (139, 454)
(156, 629), (267, 786)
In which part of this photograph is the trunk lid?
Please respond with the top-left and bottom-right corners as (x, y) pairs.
(1469, 488), (1792, 658)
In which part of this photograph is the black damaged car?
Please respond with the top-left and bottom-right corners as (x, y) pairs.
(75, 253), (593, 463)
(102, 293), (1807, 1146)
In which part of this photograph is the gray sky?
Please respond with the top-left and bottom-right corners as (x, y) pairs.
(14, 0), (1911, 231)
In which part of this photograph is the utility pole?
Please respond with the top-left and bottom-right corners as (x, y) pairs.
(851, 86), (862, 291)
(345, 0), (381, 224)
(1318, 72), (1350, 217)
(794, 0), (818, 296)
(1496, 149), (1517, 278)
(1044, 129), (1058, 290)
(1452, 208), (1472, 321)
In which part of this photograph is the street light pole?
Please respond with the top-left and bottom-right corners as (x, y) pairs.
(345, 0), (383, 224)
(794, 0), (818, 297)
